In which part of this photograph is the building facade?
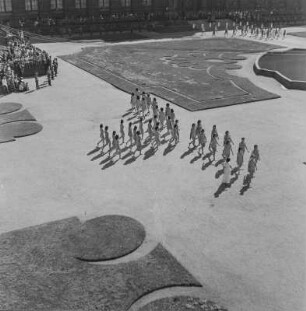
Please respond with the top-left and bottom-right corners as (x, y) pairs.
(0, 0), (304, 24)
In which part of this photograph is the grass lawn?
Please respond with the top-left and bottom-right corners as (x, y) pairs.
(0, 216), (202, 310)
(61, 38), (280, 111)
(139, 296), (227, 311)
(68, 215), (146, 261)
(289, 31), (306, 38)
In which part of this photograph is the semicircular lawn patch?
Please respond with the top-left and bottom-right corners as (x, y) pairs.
(0, 102), (22, 114)
(0, 121), (43, 143)
(139, 296), (227, 311)
(0, 109), (36, 126)
(0, 102), (43, 144)
(68, 215), (146, 261)
(0, 218), (202, 311)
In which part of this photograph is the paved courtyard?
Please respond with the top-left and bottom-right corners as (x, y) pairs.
(0, 27), (306, 311)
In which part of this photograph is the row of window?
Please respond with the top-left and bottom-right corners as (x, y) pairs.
(0, 0), (152, 12)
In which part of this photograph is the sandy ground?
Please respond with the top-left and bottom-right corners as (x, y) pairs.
(0, 27), (306, 311)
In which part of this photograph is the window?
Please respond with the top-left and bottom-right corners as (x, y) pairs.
(0, 0), (12, 12)
(98, 0), (109, 9)
(121, 0), (131, 7)
(142, 0), (151, 6)
(75, 0), (86, 9)
(25, 0), (38, 11)
(51, 0), (63, 9)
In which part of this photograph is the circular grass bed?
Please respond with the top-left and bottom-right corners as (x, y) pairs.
(68, 215), (146, 261)
(0, 102), (22, 115)
(139, 296), (227, 311)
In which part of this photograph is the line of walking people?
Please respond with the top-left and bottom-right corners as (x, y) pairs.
(188, 120), (260, 186)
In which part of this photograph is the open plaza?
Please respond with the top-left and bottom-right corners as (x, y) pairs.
(0, 16), (306, 311)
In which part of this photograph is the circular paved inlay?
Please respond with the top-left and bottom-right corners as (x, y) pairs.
(0, 102), (22, 115)
(69, 215), (146, 261)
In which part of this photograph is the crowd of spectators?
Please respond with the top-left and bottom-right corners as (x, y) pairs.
(0, 31), (51, 95)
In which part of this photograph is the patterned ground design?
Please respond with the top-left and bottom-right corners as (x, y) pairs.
(0, 102), (42, 143)
(0, 216), (202, 310)
(61, 38), (280, 111)
(69, 215), (146, 261)
(139, 296), (227, 311)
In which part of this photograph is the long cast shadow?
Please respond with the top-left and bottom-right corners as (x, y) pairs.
(122, 150), (133, 160)
(202, 159), (213, 170)
(102, 159), (118, 170)
(163, 143), (176, 156)
(229, 173), (239, 186)
(161, 132), (169, 139)
(190, 153), (202, 164)
(91, 152), (105, 161)
(231, 166), (240, 175)
(99, 155), (112, 165)
(214, 183), (228, 198)
(124, 154), (140, 165)
(128, 115), (137, 121)
(25, 90), (35, 94)
(120, 146), (130, 153)
(240, 173), (253, 195)
(180, 146), (197, 159)
(87, 147), (100, 156)
(215, 169), (223, 179)
(215, 159), (224, 167)
(214, 172), (239, 198)
(202, 152), (212, 160)
(122, 109), (133, 118)
(144, 146), (157, 160)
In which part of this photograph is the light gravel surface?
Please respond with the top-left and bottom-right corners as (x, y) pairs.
(0, 26), (306, 311)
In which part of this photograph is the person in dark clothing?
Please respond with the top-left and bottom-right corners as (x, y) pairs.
(46, 66), (52, 86)
(34, 71), (39, 89)
(53, 58), (58, 76)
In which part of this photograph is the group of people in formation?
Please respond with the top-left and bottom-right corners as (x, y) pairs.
(96, 88), (180, 160)
(188, 120), (260, 186)
(198, 20), (286, 41)
(96, 87), (260, 187)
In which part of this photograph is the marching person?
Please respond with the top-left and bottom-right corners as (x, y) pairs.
(238, 137), (249, 155)
(236, 147), (244, 171)
(189, 123), (197, 147)
(198, 129), (207, 155)
(222, 140), (234, 159)
(223, 130), (234, 146)
(251, 144), (260, 163)
(209, 134), (219, 161)
(97, 124), (105, 148)
(127, 122), (133, 147)
(222, 158), (232, 186)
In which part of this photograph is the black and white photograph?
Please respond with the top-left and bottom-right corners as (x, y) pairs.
(0, 1), (305, 310)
